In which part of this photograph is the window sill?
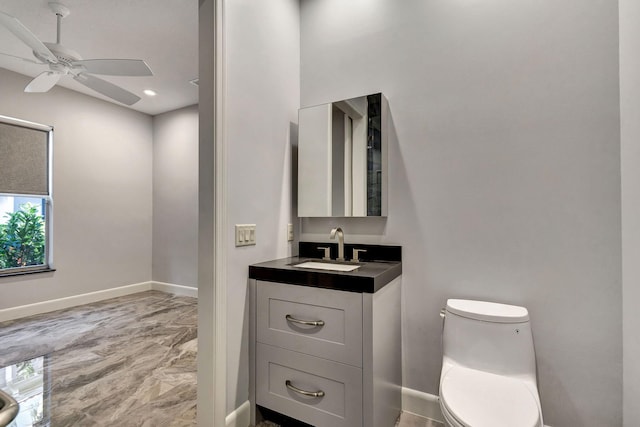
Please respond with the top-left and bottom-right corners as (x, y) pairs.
(0, 268), (56, 279)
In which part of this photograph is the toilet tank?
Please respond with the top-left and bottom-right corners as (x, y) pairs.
(442, 299), (537, 382)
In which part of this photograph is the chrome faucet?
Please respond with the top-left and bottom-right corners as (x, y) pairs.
(330, 227), (345, 261)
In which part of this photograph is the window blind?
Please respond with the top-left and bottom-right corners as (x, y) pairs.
(0, 121), (49, 196)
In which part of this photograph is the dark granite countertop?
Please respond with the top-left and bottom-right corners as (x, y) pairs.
(249, 254), (401, 294)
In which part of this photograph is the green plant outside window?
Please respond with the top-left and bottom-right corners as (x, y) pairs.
(0, 203), (46, 270)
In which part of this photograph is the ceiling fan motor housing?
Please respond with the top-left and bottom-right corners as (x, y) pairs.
(39, 42), (82, 67)
(48, 2), (70, 18)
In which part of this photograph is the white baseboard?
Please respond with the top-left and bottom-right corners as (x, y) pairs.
(0, 281), (152, 323)
(227, 392), (442, 426)
(402, 387), (444, 423)
(151, 281), (198, 298)
(226, 400), (250, 427)
(0, 281), (198, 323)
(223, 390), (549, 427)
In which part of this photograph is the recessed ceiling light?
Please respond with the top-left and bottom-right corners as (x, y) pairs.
(143, 89), (157, 97)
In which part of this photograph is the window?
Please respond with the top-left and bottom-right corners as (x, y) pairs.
(0, 115), (53, 276)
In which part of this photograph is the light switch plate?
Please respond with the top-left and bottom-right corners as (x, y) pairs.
(235, 224), (256, 247)
(287, 223), (294, 242)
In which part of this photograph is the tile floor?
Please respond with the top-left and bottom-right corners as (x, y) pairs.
(0, 291), (197, 426)
(1, 291), (443, 427)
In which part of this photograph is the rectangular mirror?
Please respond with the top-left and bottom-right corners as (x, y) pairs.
(298, 93), (388, 217)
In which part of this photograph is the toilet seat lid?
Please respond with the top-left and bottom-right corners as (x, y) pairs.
(446, 299), (529, 323)
(441, 366), (542, 427)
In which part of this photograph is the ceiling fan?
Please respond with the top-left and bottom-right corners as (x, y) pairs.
(0, 2), (153, 105)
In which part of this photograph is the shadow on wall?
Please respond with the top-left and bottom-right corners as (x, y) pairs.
(385, 107), (442, 394)
(291, 121), (299, 216)
(290, 122), (300, 251)
(537, 353), (581, 426)
(235, 279), (251, 410)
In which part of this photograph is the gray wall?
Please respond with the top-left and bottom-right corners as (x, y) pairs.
(620, 0), (640, 425)
(299, 1), (622, 426)
(225, 0), (300, 414)
(0, 68), (153, 308)
(152, 105), (198, 287)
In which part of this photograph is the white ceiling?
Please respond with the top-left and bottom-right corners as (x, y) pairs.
(0, 0), (198, 116)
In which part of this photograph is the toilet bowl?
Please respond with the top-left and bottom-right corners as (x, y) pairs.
(439, 299), (543, 427)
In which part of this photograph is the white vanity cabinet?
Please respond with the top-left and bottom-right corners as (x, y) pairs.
(249, 276), (402, 427)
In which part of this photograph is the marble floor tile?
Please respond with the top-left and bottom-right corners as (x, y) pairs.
(2, 292), (443, 427)
(0, 291), (197, 427)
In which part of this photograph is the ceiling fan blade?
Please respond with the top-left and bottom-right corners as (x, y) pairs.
(73, 73), (141, 105)
(24, 71), (63, 93)
(72, 59), (153, 76)
(0, 51), (45, 65)
(0, 11), (58, 63)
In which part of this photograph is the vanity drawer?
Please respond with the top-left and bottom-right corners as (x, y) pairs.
(256, 343), (363, 427)
(256, 280), (363, 367)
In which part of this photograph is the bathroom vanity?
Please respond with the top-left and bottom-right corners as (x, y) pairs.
(248, 242), (402, 427)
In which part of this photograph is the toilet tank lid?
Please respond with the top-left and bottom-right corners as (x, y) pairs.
(446, 299), (529, 323)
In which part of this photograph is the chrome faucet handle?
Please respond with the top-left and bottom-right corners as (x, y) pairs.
(351, 248), (367, 262)
(317, 246), (331, 261)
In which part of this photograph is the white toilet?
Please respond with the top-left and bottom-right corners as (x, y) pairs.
(439, 299), (544, 427)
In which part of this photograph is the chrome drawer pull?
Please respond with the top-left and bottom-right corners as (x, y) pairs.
(285, 380), (325, 398)
(285, 314), (325, 327)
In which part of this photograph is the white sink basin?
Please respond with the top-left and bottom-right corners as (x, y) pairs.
(293, 261), (361, 272)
